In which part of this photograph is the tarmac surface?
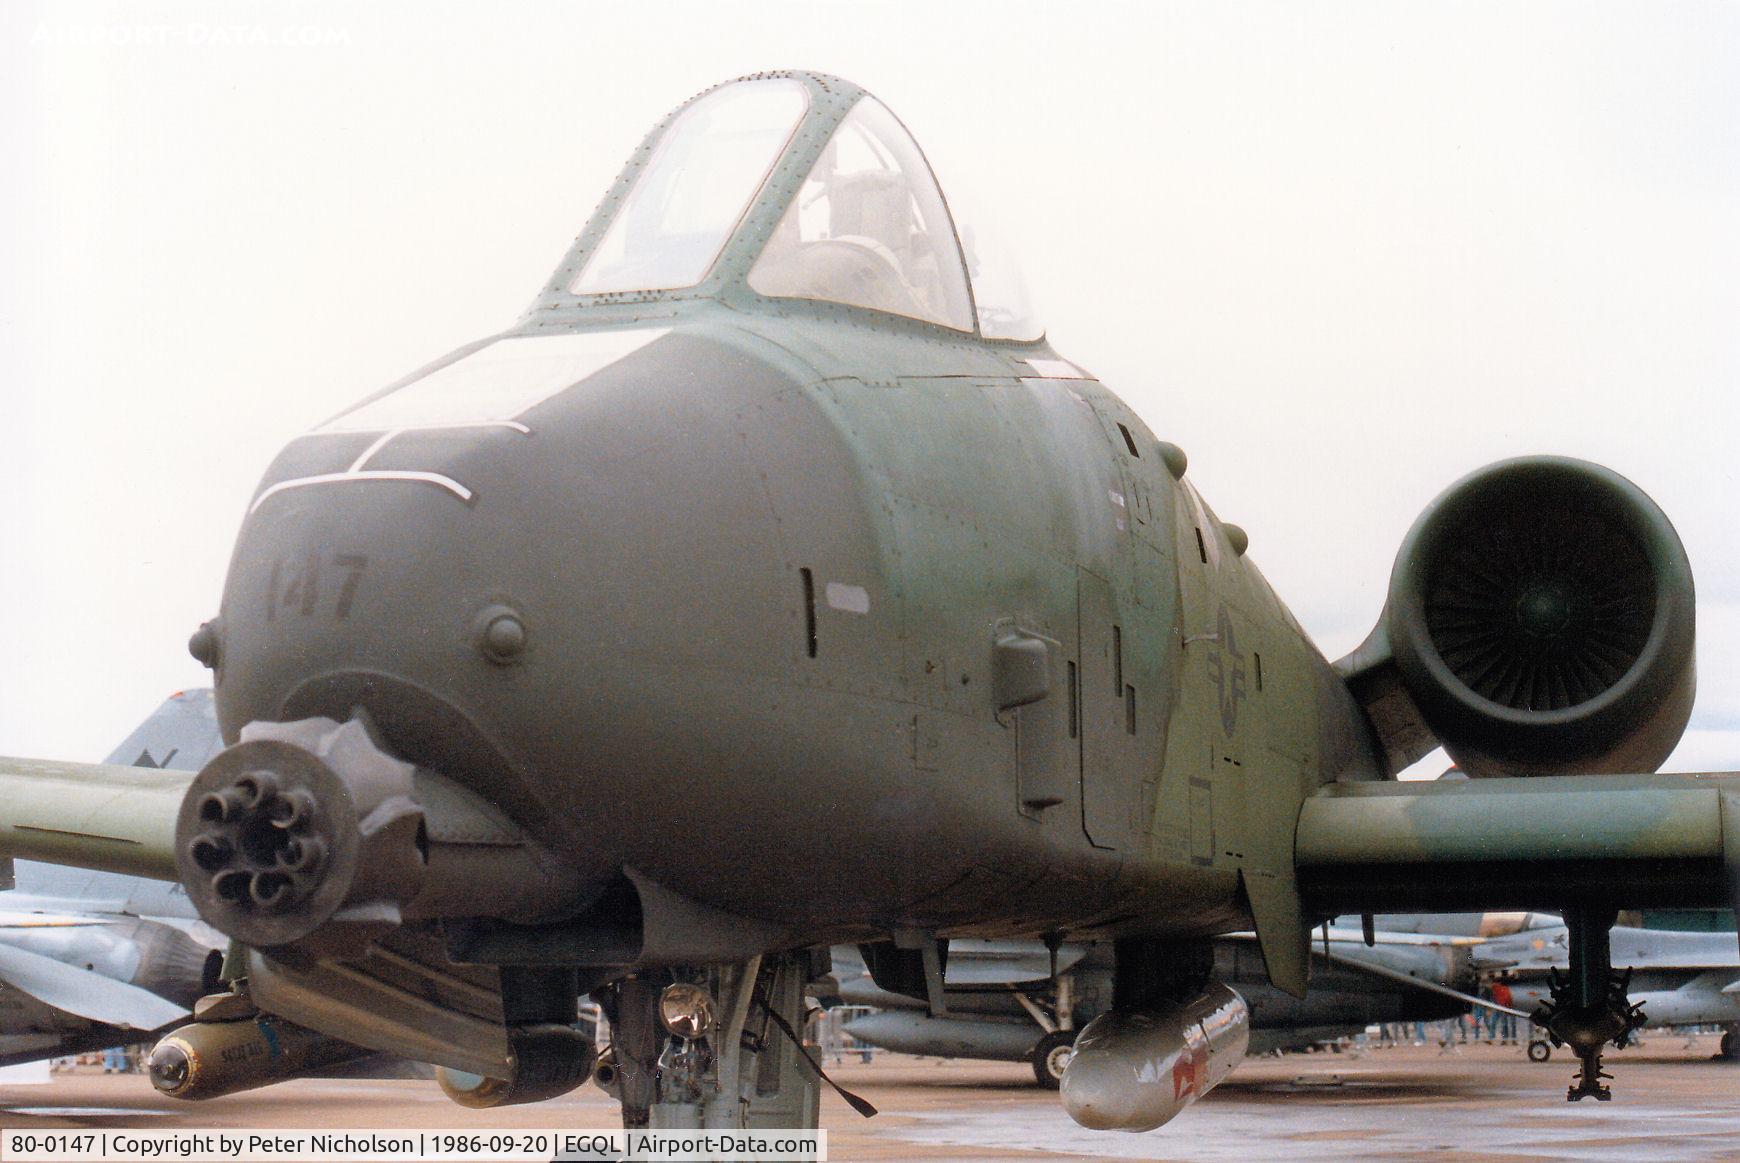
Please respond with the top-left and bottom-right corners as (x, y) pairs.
(3, 1037), (1737, 1161)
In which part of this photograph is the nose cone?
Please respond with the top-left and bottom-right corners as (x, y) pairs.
(210, 323), (877, 912)
(147, 1039), (191, 1096)
(1515, 583), (1575, 639)
(1059, 1040), (1150, 1130)
(223, 328), (786, 739)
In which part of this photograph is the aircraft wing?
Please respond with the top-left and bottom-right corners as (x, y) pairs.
(0, 693), (226, 1065)
(1313, 947), (1530, 1018)
(6, 687), (220, 913)
(0, 910), (112, 928)
(1295, 771), (1740, 919)
(1316, 927), (1483, 947)
(0, 940), (188, 1030)
(6, 762), (1739, 925)
(0, 757), (192, 882)
(1223, 929), (1518, 1016)
(1477, 925), (1740, 974)
(942, 939), (1090, 985)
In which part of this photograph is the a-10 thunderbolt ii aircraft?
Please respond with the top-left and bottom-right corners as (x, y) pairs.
(1, 69), (1737, 1134)
(0, 692), (225, 1070)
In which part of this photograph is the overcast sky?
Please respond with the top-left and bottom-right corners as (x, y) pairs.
(2, 0), (1735, 776)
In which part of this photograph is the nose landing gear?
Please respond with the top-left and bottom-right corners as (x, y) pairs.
(596, 950), (867, 1138)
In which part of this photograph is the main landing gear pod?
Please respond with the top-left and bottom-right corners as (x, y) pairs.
(433, 1025), (598, 1109)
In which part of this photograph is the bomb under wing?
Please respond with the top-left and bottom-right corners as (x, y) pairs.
(148, 1012), (370, 1101)
(1, 71), (1738, 1134)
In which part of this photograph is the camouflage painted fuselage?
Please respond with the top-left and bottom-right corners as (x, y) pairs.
(213, 295), (1383, 949)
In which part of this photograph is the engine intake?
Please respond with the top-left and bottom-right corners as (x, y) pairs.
(1386, 456), (1695, 777)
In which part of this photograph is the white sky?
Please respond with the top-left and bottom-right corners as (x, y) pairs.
(2, 0), (1736, 775)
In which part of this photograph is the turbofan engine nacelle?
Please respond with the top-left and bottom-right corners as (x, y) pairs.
(1385, 456), (1695, 778)
(1059, 982), (1249, 1132)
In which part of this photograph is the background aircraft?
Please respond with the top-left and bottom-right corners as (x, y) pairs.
(0, 691), (224, 1069)
(0, 694), (423, 1083)
(827, 929), (1483, 1087)
(1477, 918), (1740, 1061)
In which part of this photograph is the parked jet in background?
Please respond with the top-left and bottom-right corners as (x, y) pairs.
(1477, 919), (1740, 1061)
(0, 691), (225, 1069)
(0, 905), (216, 1069)
(829, 922), (1495, 1087)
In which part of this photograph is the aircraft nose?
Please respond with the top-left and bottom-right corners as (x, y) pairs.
(209, 327), (823, 868)
(1058, 1047), (1145, 1130)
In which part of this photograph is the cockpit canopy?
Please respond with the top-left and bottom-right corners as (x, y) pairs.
(747, 93), (974, 331)
(571, 79), (807, 297)
(562, 73), (1041, 341)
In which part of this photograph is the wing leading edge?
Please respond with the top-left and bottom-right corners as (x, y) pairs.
(0, 758), (193, 881)
(1296, 772), (1740, 918)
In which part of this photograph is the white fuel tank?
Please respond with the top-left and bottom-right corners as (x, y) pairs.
(1059, 981), (1249, 1131)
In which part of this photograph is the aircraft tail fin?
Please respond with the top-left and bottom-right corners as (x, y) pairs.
(100, 689), (223, 772)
